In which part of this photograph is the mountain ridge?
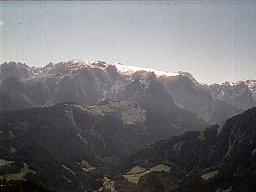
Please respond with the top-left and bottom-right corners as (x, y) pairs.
(1, 60), (252, 124)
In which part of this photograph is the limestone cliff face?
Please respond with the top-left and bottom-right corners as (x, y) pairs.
(209, 81), (256, 110)
(159, 75), (243, 124)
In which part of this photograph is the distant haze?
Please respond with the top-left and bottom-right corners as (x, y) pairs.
(0, 1), (256, 84)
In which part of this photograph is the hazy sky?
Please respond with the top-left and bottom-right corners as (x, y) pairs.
(0, 1), (256, 84)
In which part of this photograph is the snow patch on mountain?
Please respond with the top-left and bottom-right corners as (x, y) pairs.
(245, 80), (256, 91)
(113, 62), (179, 77)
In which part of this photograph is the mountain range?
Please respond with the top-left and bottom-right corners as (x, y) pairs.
(0, 60), (255, 192)
(1, 60), (255, 123)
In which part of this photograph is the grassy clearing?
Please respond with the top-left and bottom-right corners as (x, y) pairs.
(123, 164), (171, 184)
(80, 160), (96, 172)
(127, 166), (146, 175)
(0, 159), (14, 168)
(201, 170), (219, 181)
(0, 163), (36, 181)
(102, 177), (117, 192)
(62, 164), (76, 176)
(216, 186), (232, 192)
(79, 100), (146, 125)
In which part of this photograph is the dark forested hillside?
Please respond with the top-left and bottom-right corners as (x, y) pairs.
(113, 107), (256, 192)
(0, 92), (206, 191)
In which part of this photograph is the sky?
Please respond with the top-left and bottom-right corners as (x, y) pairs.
(0, 1), (256, 84)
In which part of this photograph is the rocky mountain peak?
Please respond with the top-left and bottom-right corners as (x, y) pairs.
(0, 62), (34, 81)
